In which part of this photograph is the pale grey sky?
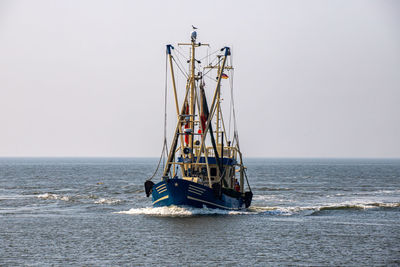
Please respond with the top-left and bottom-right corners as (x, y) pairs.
(0, 0), (399, 158)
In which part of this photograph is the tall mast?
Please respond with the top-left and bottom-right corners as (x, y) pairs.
(216, 56), (221, 146)
(189, 32), (196, 164)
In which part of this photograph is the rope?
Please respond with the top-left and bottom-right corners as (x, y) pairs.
(230, 69), (239, 148)
(173, 49), (189, 75)
(228, 69), (234, 141)
(223, 50), (249, 192)
(175, 46), (189, 61)
(208, 55), (219, 67)
(203, 56), (223, 77)
(172, 55), (189, 79)
(175, 46), (203, 77)
(199, 48), (220, 62)
(163, 50), (169, 164)
(203, 72), (217, 82)
(147, 141), (167, 181)
(147, 52), (169, 181)
(244, 169), (252, 192)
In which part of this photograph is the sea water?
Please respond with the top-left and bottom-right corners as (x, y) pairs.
(0, 158), (399, 266)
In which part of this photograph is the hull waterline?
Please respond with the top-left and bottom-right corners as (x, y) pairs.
(151, 179), (249, 210)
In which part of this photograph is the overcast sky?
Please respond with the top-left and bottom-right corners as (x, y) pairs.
(0, 0), (399, 158)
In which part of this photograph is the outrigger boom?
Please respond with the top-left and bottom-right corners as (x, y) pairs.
(144, 29), (252, 210)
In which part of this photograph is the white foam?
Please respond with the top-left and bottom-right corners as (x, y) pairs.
(94, 198), (121, 204)
(36, 193), (70, 201)
(36, 193), (57, 199)
(116, 200), (400, 217)
(248, 206), (294, 215)
(253, 195), (276, 201)
(247, 199), (400, 216)
(292, 200), (400, 214)
(375, 189), (400, 194)
(378, 202), (400, 208)
(116, 206), (252, 216)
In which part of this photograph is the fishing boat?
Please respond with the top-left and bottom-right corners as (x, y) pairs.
(144, 28), (252, 210)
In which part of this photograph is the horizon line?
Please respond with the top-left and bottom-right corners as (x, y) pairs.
(1, 156), (399, 160)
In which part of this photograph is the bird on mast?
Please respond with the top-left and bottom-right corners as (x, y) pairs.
(191, 25), (198, 42)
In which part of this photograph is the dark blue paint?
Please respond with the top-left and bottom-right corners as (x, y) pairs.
(152, 179), (244, 210)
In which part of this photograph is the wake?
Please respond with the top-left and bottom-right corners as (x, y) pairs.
(116, 206), (253, 217)
(116, 200), (400, 217)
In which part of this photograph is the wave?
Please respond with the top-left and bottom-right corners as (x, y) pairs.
(116, 206), (252, 217)
(257, 187), (293, 191)
(36, 193), (71, 201)
(36, 193), (122, 205)
(374, 189), (400, 194)
(117, 205), (300, 217)
(316, 202), (400, 211)
(296, 201), (400, 216)
(247, 206), (294, 215)
(116, 200), (400, 217)
(94, 198), (122, 205)
(253, 195), (278, 201)
(240, 201), (400, 216)
(122, 185), (145, 194)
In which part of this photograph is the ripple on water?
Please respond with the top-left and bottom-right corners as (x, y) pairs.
(36, 193), (122, 205)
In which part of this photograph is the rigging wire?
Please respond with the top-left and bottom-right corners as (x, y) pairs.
(227, 53), (239, 148)
(228, 70), (233, 141)
(177, 45), (220, 66)
(205, 55), (220, 70)
(244, 169), (252, 192)
(203, 68), (217, 82)
(171, 54), (189, 79)
(174, 46), (223, 81)
(176, 45), (202, 75)
(228, 51), (234, 141)
(147, 52), (169, 181)
(163, 51), (169, 163)
(198, 48), (220, 62)
(172, 50), (189, 77)
(202, 56), (223, 77)
(203, 72), (217, 83)
(175, 45), (189, 61)
(178, 45), (205, 77)
(206, 46), (209, 66)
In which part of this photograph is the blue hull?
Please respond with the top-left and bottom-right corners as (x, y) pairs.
(151, 179), (245, 210)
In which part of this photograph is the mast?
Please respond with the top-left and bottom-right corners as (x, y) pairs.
(216, 56), (221, 147)
(189, 31), (196, 168)
(163, 28), (209, 178)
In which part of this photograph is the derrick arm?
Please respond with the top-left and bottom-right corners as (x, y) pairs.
(196, 47), (230, 186)
(162, 75), (192, 178)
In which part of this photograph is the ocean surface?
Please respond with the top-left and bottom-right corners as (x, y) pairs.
(0, 158), (399, 266)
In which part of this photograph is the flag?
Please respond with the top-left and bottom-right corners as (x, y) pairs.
(183, 102), (189, 145)
(200, 85), (208, 135)
(221, 73), (228, 79)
